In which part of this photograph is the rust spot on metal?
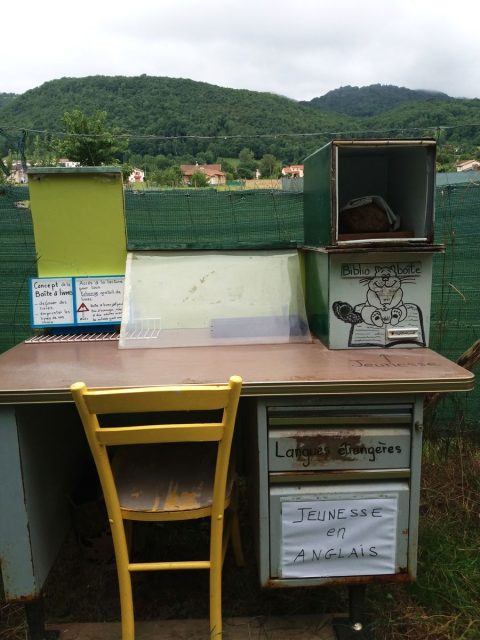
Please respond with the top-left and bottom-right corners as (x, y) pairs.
(4, 592), (42, 603)
(266, 572), (412, 589)
(290, 432), (364, 465)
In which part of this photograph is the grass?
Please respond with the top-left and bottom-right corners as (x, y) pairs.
(368, 437), (480, 639)
(1, 437), (479, 639)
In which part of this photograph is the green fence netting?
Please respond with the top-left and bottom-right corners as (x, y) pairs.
(125, 189), (304, 250)
(0, 185), (36, 354)
(429, 183), (480, 431)
(1, 183), (479, 430)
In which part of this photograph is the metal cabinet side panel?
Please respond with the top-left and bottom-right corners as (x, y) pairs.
(0, 407), (38, 600)
(304, 250), (330, 344)
(16, 405), (88, 596)
(255, 399), (272, 586)
(406, 397), (424, 577)
(304, 143), (333, 247)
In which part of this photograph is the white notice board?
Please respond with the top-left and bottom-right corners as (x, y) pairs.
(30, 276), (124, 328)
(280, 497), (398, 578)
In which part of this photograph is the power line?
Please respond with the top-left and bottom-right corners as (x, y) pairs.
(1, 122), (480, 141)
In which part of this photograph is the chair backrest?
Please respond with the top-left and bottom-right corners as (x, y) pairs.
(71, 376), (242, 515)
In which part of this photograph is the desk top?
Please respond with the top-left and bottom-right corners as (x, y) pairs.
(0, 339), (473, 404)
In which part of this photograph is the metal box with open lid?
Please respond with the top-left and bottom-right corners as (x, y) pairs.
(303, 139), (437, 248)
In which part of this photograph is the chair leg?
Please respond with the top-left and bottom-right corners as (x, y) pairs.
(124, 519), (133, 554)
(209, 517), (224, 639)
(209, 569), (222, 639)
(117, 563), (135, 640)
(110, 519), (135, 640)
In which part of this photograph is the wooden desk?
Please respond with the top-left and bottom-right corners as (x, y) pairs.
(0, 339), (473, 635)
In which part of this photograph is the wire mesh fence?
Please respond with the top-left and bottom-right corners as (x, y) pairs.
(429, 182), (480, 429)
(125, 189), (304, 250)
(0, 185), (37, 353)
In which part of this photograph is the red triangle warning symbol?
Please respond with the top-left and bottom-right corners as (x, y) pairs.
(77, 302), (89, 312)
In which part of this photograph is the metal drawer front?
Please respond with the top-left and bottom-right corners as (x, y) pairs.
(267, 405), (412, 471)
(269, 427), (410, 471)
(269, 481), (410, 582)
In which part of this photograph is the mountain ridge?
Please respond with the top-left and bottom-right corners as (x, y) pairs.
(303, 84), (452, 117)
(0, 77), (479, 168)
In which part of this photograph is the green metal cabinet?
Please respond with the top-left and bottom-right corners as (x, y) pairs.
(303, 139), (437, 248)
(251, 395), (424, 588)
(302, 139), (441, 350)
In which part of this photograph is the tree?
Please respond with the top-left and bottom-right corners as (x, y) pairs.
(28, 134), (57, 167)
(121, 163), (134, 184)
(259, 154), (281, 178)
(156, 165), (183, 187)
(56, 109), (127, 166)
(218, 159), (236, 180)
(237, 147), (257, 180)
(190, 170), (210, 188)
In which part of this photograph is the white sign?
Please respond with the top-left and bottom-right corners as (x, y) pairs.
(340, 262), (422, 279)
(30, 276), (124, 327)
(75, 277), (124, 324)
(31, 277), (75, 326)
(280, 497), (398, 578)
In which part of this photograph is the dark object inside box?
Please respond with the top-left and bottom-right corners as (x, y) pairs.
(339, 195), (400, 235)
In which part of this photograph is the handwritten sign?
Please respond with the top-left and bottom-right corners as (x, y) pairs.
(270, 428), (411, 471)
(30, 277), (75, 326)
(280, 497), (398, 578)
(75, 277), (124, 324)
(341, 262), (422, 279)
(30, 276), (124, 328)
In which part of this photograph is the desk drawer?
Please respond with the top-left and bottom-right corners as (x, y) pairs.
(269, 481), (410, 581)
(267, 405), (412, 472)
(269, 427), (410, 471)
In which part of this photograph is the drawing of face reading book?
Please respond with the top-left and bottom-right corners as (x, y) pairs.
(332, 264), (425, 348)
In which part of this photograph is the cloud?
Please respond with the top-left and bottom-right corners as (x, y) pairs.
(3, 0), (479, 100)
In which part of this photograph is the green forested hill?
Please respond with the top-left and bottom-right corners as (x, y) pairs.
(0, 76), (479, 168)
(365, 97), (480, 135)
(0, 93), (17, 112)
(0, 76), (358, 162)
(305, 84), (450, 117)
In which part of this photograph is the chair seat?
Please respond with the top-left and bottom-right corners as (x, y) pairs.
(113, 443), (232, 515)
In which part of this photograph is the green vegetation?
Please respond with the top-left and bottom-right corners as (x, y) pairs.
(148, 165), (183, 187)
(237, 147), (257, 179)
(190, 169), (210, 188)
(369, 439), (480, 639)
(0, 92), (17, 111)
(305, 84), (450, 117)
(0, 77), (479, 175)
(0, 75), (357, 165)
(55, 109), (128, 166)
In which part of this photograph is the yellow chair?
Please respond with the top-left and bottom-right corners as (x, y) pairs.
(71, 376), (243, 640)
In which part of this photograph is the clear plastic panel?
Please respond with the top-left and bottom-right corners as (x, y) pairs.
(119, 250), (311, 349)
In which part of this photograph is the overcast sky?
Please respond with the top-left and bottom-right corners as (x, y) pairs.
(3, 0), (479, 101)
